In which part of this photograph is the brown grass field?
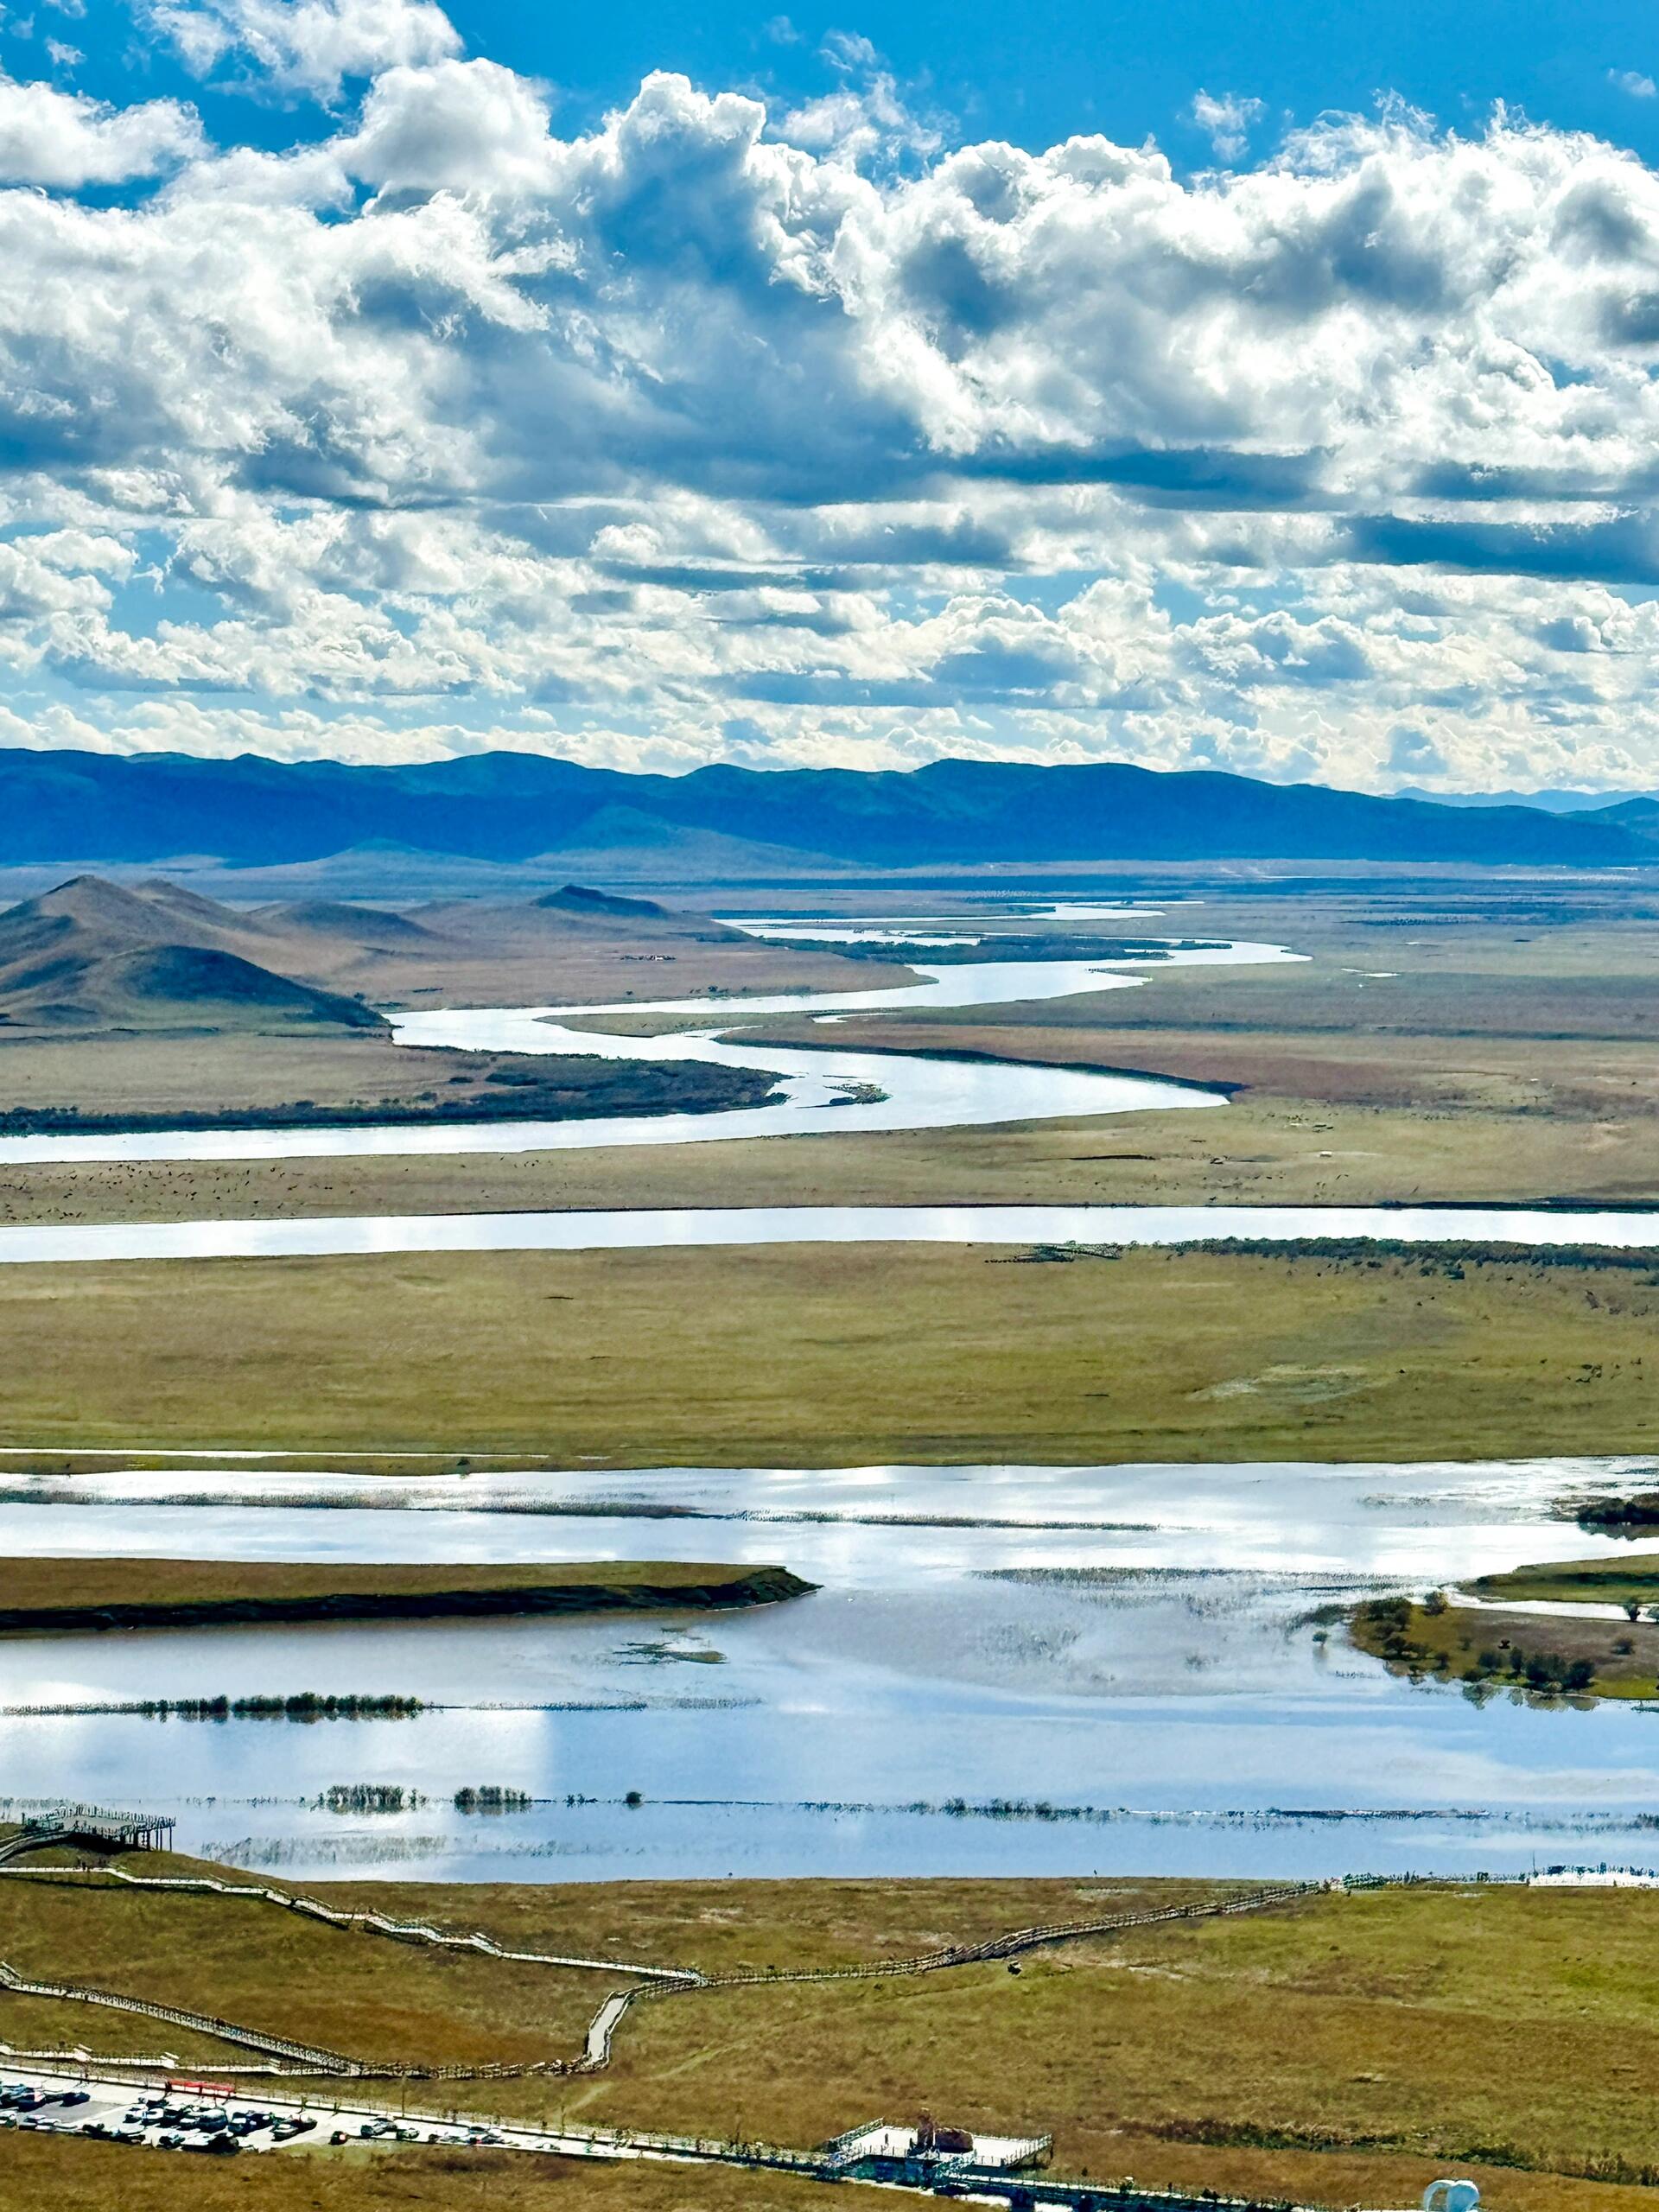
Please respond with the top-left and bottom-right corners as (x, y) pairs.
(3, 1864), (1659, 2209)
(0, 2135), (836, 2211)
(0, 1242), (1654, 1462)
(9, 1084), (1659, 1232)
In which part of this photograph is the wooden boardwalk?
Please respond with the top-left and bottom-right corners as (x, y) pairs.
(0, 1806), (175, 1864)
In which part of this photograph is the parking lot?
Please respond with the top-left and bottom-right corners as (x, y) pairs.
(0, 2066), (518, 2162)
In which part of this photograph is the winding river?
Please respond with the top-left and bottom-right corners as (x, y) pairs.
(0, 931), (1298, 1166)
(3, 909), (1656, 1883)
(3, 1201), (1658, 1266)
(0, 912), (1649, 1261)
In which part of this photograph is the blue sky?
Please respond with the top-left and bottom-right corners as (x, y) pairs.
(36, 0), (1659, 168)
(468, 0), (1659, 164)
(6, 0), (1659, 791)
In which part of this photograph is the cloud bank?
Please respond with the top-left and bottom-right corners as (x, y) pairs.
(5, 8), (1659, 790)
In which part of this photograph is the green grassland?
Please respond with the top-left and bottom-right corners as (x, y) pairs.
(562, 1881), (1659, 2205)
(0, 1243), (1654, 1462)
(1469, 1554), (1659, 1606)
(0, 1864), (618, 2069)
(4, 1863), (1659, 2209)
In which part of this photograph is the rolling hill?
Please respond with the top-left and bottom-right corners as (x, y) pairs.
(0, 748), (1649, 874)
(0, 877), (385, 1032)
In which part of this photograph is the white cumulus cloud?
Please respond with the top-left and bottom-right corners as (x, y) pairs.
(3, 35), (1659, 788)
(0, 74), (203, 183)
(1189, 88), (1265, 161)
(148, 0), (461, 103)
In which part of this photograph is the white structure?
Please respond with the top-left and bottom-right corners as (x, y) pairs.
(1529, 1866), (1659, 1888)
(823, 2119), (1051, 2172)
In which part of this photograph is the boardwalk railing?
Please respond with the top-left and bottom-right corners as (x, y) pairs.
(0, 1861), (699, 1983)
(0, 1957), (353, 2071)
(684, 1881), (1319, 1994)
(0, 1807), (175, 1863)
(0, 1864), (1323, 2086)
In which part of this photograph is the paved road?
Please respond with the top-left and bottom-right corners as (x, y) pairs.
(0, 2059), (714, 2169)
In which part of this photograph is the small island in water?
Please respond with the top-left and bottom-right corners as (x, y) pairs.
(1348, 1554), (1659, 1702)
(0, 1557), (814, 1635)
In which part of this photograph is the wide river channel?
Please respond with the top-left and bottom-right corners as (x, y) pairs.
(0, 917), (1293, 1166)
(2, 1457), (1657, 1883)
(2, 908), (1655, 1880)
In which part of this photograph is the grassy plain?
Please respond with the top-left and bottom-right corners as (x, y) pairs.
(0, 1861), (616, 2067)
(559, 1881), (1659, 2205)
(0, 2137), (835, 2211)
(4, 1866), (1659, 2209)
(0, 1030), (780, 1135)
(1471, 1554), (1659, 1605)
(10, 1089), (1659, 1230)
(0, 1243), (1654, 1462)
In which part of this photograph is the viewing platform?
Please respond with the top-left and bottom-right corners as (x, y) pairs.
(0, 1805), (175, 1861)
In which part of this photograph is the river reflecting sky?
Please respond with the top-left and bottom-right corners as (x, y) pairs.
(3, 1457), (1656, 1883)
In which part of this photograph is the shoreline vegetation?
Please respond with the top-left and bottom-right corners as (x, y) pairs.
(1469, 1555), (1659, 1607)
(0, 1057), (783, 1136)
(751, 931), (1224, 965)
(0, 1559), (813, 1636)
(1347, 1563), (1659, 1701)
(1563, 1490), (1659, 1534)
(17, 1692), (435, 1721)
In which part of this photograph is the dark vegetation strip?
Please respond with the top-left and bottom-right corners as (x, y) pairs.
(1022, 1237), (1659, 1271)
(0, 1563), (813, 1637)
(0, 1062), (782, 1136)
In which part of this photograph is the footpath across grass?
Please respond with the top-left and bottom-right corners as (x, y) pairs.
(2, 1864), (1659, 2209)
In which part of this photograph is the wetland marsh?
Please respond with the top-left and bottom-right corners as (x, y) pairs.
(3, 1454), (1659, 1882)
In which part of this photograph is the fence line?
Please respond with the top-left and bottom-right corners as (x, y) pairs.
(0, 1956), (354, 2070)
(0, 1851), (1324, 2088)
(0, 1859), (698, 1983)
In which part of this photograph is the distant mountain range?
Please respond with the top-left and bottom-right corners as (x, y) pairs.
(0, 748), (1650, 875)
(1398, 785), (1659, 816)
